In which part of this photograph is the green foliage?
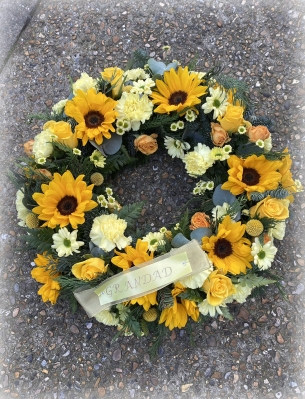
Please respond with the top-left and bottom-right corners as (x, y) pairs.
(220, 306), (233, 321)
(20, 227), (54, 253)
(140, 319), (150, 336)
(148, 323), (169, 359)
(174, 209), (191, 239)
(141, 113), (180, 131)
(27, 111), (52, 123)
(124, 49), (149, 71)
(118, 305), (143, 337)
(114, 201), (144, 230)
(178, 288), (203, 302)
(102, 145), (137, 174)
(238, 273), (276, 288)
(213, 73), (252, 109)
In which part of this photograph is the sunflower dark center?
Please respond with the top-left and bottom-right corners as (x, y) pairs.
(57, 196), (78, 216)
(85, 111), (104, 128)
(168, 90), (187, 106)
(242, 167), (260, 186)
(214, 238), (233, 258)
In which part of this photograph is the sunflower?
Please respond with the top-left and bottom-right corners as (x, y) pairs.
(111, 239), (154, 270)
(202, 215), (253, 275)
(129, 292), (158, 311)
(32, 170), (97, 229)
(159, 297), (188, 330)
(221, 154), (283, 197)
(64, 88), (118, 145)
(150, 66), (207, 114)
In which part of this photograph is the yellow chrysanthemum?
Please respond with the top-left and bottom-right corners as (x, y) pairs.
(111, 239), (154, 270)
(31, 253), (60, 305)
(64, 88), (118, 145)
(221, 154), (283, 197)
(159, 297), (188, 330)
(202, 215), (253, 275)
(129, 292), (158, 311)
(32, 170), (97, 229)
(150, 66), (207, 114)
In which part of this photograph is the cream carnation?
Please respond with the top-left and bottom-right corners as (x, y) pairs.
(115, 92), (153, 131)
(16, 190), (31, 226)
(183, 143), (214, 177)
(198, 299), (226, 317)
(231, 283), (252, 303)
(178, 264), (213, 289)
(51, 99), (68, 115)
(90, 214), (132, 252)
(95, 308), (119, 326)
(32, 129), (56, 161)
(72, 72), (97, 95)
(124, 68), (149, 81)
(269, 221), (286, 240)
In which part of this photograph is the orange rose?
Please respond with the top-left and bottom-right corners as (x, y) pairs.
(134, 134), (158, 155)
(189, 212), (210, 230)
(24, 140), (34, 156)
(247, 125), (270, 142)
(210, 123), (231, 147)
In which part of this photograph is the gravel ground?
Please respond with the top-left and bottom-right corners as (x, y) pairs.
(0, 0), (305, 398)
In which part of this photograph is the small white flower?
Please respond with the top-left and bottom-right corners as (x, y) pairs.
(142, 231), (165, 252)
(130, 78), (155, 95)
(177, 120), (185, 129)
(295, 179), (304, 192)
(51, 99), (68, 115)
(90, 150), (106, 168)
(223, 144), (232, 154)
(201, 87), (229, 119)
(212, 202), (232, 222)
(238, 125), (247, 134)
(193, 187), (200, 195)
(52, 228), (84, 257)
(174, 223), (180, 231)
(124, 68), (149, 81)
(72, 72), (97, 95)
(160, 227), (167, 234)
(105, 187), (113, 196)
(231, 283), (252, 303)
(164, 136), (190, 159)
(251, 237), (277, 270)
(256, 139), (265, 148)
(116, 126), (125, 135)
(264, 136), (272, 152)
(107, 195), (116, 205)
(37, 157), (47, 165)
(170, 122), (178, 132)
(206, 181), (214, 190)
(16, 190), (31, 227)
(268, 222), (286, 241)
(73, 148), (82, 156)
(185, 109), (197, 122)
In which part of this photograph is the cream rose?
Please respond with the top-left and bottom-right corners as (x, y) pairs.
(218, 104), (245, 133)
(202, 270), (236, 306)
(134, 134), (158, 155)
(247, 125), (271, 142)
(210, 123), (231, 147)
(249, 196), (290, 220)
(72, 258), (107, 281)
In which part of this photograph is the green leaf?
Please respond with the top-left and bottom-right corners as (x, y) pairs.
(20, 227), (54, 252)
(114, 201), (145, 229)
(219, 306), (233, 321)
(157, 287), (174, 310)
(238, 273), (276, 288)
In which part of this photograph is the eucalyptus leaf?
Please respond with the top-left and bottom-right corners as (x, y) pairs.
(89, 140), (107, 156)
(102, 133), (123, 155)
(190, 228), (212, 243)
(212, 184), (236, 206)
(147, 58), (178, 75)
(171, 233), (190, 248)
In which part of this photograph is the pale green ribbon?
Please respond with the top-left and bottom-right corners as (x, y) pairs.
(74, 239), (210, 318)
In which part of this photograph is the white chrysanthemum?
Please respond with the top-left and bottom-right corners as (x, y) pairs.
(231, 283), (252, 303)
(90, 214), (132, 252)
(256, 139), (265, 149)
(51, 227), (84, 257)
(201, 87), (229, 119)
(142, 231), (165, 252)
(198, 299), (226, 317)
(177, 121), (184, 129)
(269, 222), (286, 240)
(115, 92), (153, 131)
(179, 264), (213, 289)
(51, 99), (68, 115)
(251, 237), (278, 270)
(164, 136), (191, 159)
(295, 179), (304, 192)
(170, 122), (178, 131)
(72, 72), (97, 95)
(95, 308), (119, 326)
(210, 146), (232, 162)
(183, 143), (214, 177)
(105, 187), (113, 196)
(90, 150), (106, 168)
(223, 144), (232, 157)
(32, 129), (56, 161)
(130, 78), (155, 95)
(124, 68), (149, 81)
(212, 202), (231, 221)
(37, 157), (47, 165)
(16, 190), (31, 227)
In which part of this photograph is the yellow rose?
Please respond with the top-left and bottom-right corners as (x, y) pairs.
(189, 212), (210, 230)
(43, 120), (78, 148)
(247, 125), (270, 142)
(134, 134), (158, 155)
(72, 258), (107, 281)
(203, 270), (236, 306)
(101, 67), (124, 98)
(249, 196), (290, 220)
(210, 122), (231, 147)
(218, 104), (245, 133)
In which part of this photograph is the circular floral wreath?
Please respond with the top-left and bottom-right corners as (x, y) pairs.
(13, 48), (303, 346)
